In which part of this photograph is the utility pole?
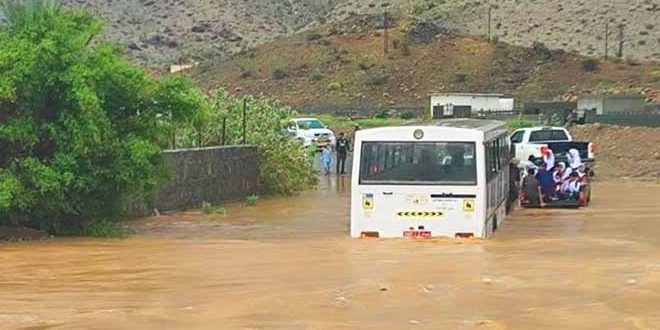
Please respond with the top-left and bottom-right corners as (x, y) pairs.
(242, 98), (247, 145)
(221, 117), (227, 146)
(488, 5), (493, 42)
(383, 8), (389, 55)
(617, 24), (625, 59)
(604, 21), (609, 60)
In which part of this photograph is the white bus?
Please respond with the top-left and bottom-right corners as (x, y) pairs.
(351, 119), (511, 239)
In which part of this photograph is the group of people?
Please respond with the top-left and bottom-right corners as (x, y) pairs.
(320, 132), (351, 175)
(520, 148), (589, 207)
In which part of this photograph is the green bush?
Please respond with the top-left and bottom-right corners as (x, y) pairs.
(82, 220), (131, 238)
(367, 73), (390, 86)
(182, 90), (318, 195)
(317, 38), (332, 46)
(375, 110), (392, 119)
(239, 70), (254, 79)
(506, 117), (535, 130)
(581, 58), (600, 72)
(401, 40), (412, 56)
(246, 195), (258, 206)
(0, 2), (207, 235)
(454, 73), (469, 83)
(400, 111), (417, 120)
(327, 82), (342, 91)
(272, 68), (289, 80)
(216, 206), (227, 215)
(306, 32), (323, 42)
(202, 201), (214, 214)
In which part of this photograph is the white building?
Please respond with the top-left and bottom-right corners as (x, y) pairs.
(430, 93), (514, 119)
(577, 94), (646, 115)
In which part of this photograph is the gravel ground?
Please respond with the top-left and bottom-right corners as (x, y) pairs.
(571, 124), (660, 180)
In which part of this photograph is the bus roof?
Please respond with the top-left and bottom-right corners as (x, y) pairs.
(356, 119), (508, 142)
(404, 119), (507, 133)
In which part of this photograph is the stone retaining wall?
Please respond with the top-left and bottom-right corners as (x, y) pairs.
(134, 146), (258, 214)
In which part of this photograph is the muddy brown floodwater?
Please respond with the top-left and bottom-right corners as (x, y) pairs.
(1, 176), (660, 330)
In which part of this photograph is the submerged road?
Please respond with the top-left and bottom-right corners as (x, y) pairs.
(1, 174), (660, 329)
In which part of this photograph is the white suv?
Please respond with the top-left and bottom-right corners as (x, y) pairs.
(287, 118), (336, 149)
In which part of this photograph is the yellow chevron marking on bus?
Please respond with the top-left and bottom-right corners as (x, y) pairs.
(396, 211), (443, 218)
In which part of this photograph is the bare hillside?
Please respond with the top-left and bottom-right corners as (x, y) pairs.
(333, 0), (660, 61)
(571, 124), (660, 179)
(57, 0), (344, 66)
(195, 18), (660, 111)
(3, 0), (655, 67)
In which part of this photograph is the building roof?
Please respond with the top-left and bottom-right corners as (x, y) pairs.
(428, 92), (505, 97)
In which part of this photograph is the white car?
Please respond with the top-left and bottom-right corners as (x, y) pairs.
(287, 117), (336, 149)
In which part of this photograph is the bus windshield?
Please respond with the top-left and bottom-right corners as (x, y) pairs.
(359, 141), (477, 185)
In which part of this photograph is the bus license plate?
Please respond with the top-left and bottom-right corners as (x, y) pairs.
(403, 231), (432, 238)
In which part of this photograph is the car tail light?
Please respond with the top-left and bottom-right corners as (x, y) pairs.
(360, 232), (379, 238)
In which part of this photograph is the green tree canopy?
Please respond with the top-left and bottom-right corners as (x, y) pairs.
(191, 90), (317, 195)
(0, 1), (206, 233)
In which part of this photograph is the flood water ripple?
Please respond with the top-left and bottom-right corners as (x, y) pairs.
(1, 178), (659, 329)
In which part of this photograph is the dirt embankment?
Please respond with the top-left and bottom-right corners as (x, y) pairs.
(571, 124), (660, 180)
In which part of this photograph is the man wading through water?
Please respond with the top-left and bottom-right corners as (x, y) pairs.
(336, 132), (351, 175)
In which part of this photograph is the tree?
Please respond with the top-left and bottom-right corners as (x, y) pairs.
(179, 90), (318, 195)
(0, 1), (205, 234)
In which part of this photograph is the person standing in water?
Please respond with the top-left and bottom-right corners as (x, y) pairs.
(335, 132), (351, 175)
(320, 145), (332, 175)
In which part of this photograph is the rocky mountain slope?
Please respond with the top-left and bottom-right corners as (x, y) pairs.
(334, 0), (660, 61)
(194, 17), (660, 111)
(11, 0), (655, 67)
(58, 0), (344, 65)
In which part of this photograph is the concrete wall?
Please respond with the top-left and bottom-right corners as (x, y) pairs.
(128, 146), (258, 215)
(603, 98), (646, 113)
(578, 96), (646, 115)
(524, 101), (577, 114)
(586, 113), (660, 128)
(431, 95), (509, 114)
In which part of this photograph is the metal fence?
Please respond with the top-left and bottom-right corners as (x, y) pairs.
(461, 109), (660, 128)
(299, 104), (426, 118)
(300, 103), (660, 128)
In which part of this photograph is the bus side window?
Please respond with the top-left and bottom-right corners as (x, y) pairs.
(486, 143), (490, 179)
(494, 139), (500, 172)
(486, 139), (503, 181)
